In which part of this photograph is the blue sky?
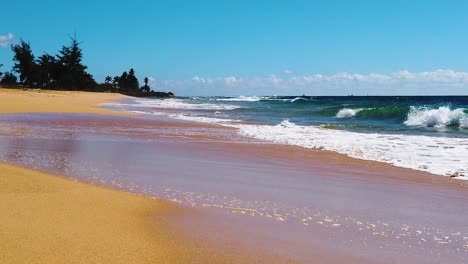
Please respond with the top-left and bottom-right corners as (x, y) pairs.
(2, 0), (468, 95)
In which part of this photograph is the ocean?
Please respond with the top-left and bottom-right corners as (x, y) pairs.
(110, 95), (468, 179)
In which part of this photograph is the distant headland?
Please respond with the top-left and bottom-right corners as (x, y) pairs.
(0, 36), (174, 98)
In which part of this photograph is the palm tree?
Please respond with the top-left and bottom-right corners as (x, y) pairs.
(141, 77), (150, 92)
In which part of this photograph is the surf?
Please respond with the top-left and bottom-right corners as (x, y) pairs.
(404, 106), (468, 128)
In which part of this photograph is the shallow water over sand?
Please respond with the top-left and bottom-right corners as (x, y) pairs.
(107, 96), (468, 178)
(0, 113), (467, 263)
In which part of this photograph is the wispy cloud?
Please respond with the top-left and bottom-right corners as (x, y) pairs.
(0, 33), (14, 48)
(152, 70), (468, 96)
(147, 76), (156, 84)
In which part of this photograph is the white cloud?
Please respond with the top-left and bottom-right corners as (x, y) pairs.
(0, 33), (14, 48)
(283, 69), (293, 74)
(147, 76), (156, 83)
(224, 76), (237, 86)
(147, 76), (156, 87)
(147, 69), (468, 96)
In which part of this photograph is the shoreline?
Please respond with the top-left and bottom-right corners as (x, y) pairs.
(0, 162), (179, 263)
(110, 100), (467, 185)
(1, 89), (467, 263)
(0, 162), (289, 263)
(110, 95), (468, 180)
(0, 89), (292, 263)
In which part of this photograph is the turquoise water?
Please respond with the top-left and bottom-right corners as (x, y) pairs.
(188, 96), (468, 137)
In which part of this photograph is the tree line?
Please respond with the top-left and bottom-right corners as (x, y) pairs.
(0, 36), (172, 96)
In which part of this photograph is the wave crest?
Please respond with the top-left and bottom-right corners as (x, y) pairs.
(236, 119), (468, 177)
(290, 97), (309, 103)
(404, 106), (467, 128)
(336, 108), (363, 118)
(215, 96), (263, 102)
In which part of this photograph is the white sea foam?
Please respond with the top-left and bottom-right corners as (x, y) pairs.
(336, 108), (363, 118)
(235, 120), (468, 178)
(105, 98), (242, 111)
(215, 96), (307, 102)
(263, 98), (294, 102)
(216, 96), (309, 102)
(215, 96), (263, 102)
(168, 114), (241, 125)
(461, 116), (468, 128)
(404, 106), (468, 128)
(129, 109), (240, 125)
(130, 98), (242, 111)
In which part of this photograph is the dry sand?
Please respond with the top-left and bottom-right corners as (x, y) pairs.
(0, 88), (128, 115)
(0, 89), (290, 263)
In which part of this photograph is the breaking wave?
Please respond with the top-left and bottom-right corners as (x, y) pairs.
(336, 108), (363, 118)
(404, 106), (468, 128)
(235, 119), (468, 177)
(128, 98), (243, 111)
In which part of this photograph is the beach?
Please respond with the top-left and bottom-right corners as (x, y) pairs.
(0, 89), (291, 263)
(4, 2), (468, 263)
(1, 162), (194, 263)
(1, 89), (468, 263)
(0, 88), (129, 115)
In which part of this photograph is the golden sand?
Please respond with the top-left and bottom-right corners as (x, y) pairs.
(0, 163), (181, 263)
(0, 163), (289, 263)
(0, 88), (128, 115)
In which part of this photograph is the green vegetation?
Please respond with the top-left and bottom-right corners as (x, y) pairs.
(1, 36), (173, 97)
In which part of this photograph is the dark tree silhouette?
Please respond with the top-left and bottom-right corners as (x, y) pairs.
(55, 36), (96, 90)
(140, 77), (150, 92)
(36, 53), (57, 88)
(5, 36), (174, 97)
(115, 69), (139, 92)
(0, 72), (18, 86)
(127, 68), (139, 91)
(119, 71), (128, 91)
(11, 39), (38, 87)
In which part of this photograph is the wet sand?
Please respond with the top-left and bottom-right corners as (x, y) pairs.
(1, 89), (468, 263)
(0, 162), (292, 263)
